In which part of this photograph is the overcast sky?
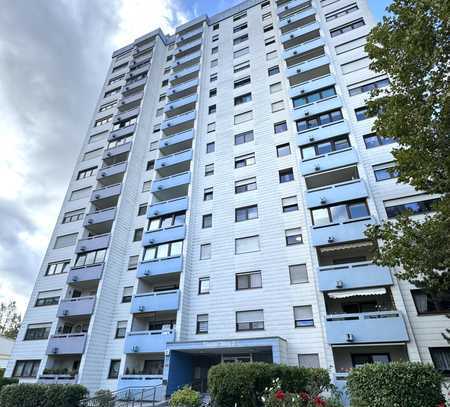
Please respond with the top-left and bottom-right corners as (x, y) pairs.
(0, 0), (391, 314)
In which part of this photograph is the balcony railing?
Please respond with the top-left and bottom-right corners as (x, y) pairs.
(75, 233), (110, 253)
(56, 296), (96, 318)
(124, 329), (176, 353)
(131, 290), (180, 313)
(137, 256), (183, 278)
(148, 196), (189, 217)
(299, 147), (358, 176)
(46, 333), (87, 355)
(305, 179), (368, 208)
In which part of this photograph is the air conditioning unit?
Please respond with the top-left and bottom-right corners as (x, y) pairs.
(314, 165), (320, 171)
(300, 90), (305, 94)
(63, 310), (69, 316)
(174, 75), (178, 79)
(87, 219), (93, 224)
(287, 19), (291, 23)
(296, 68), (302, 74)
(290, 34), (294, 39)
(72, 276), (79, 282)
(138, 305), (145, 312)
(284, 5), (288, 10)
(327, 236), (335, 243)
(132, 345), (139, 352)
(336, 280), (344, 289)
(309, 136), (315, 142)
(52, 347), (59, 354)
(346, 333), (354, 342)
(116, 116), (121, 121)
(170, 105), (174, 110)
(95, 194), (101, 199)
(106, 152), (112, 157)
(164, 141), (169, 146)
(80, 246), (87, 252)
(320, 197), (327, 204)
(157, 185), (163, 190)
(144, 271), (150, 276)
(149, 239), (155, 244)
(293, 51), (298, 55)
(304, 112), (310, 116)
(161, 163), (166, 167)
(101, 172), (107, 177)
(154, 211), (159, 215)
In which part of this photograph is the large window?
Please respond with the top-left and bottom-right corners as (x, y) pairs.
(285, 228), (303, 245)
(282, 196), (298, 213)
(70, 186), (91, 201)
(234, 47), (250, 59)
(235, 236), (260, 254)
(363, 133), (395, 148)
(236, 310), (264, 331)
(373, 162), (399, 181)
(234, 93), (252, 106)
(236, 271), (262, 290)
(301, 136), (350, 160)
(430, 348), (450, 375)
(235, 153), (255, 168)
(196, 314), (208, 334)
(24, 323), (51, 341)
(325, 3), (358, 21)
(77, 166), (97, 180)
(235, 177), (257, 194)
(202, 214), (213, 229)
(108, 360), (121, 379)
(349, 78), (389, 96)
(292, 86), (336, 108)
(75, 248), (107, 267)
(45, 260), (70, 276)
(62, 208), (85, 224)
(12, 360), (40, 378)
(385, 198), (439, 218)
(411, 290), (450, 315)
(330, 18), (365, 37)
(234, 76), (251, 88)
(235, 130), (254, 145)
(279, 168), (294, 183)
(289, 264), (308, 284)
(54, 233), (78, 249)
(143, 241), (183, 261)
(234, 110), (253, 124)
(311, 200), (370, 225)
(294, 305), (314, 327)
(35, 290), (61, 307)
(298, 354), (320, 368)
(296, 109), (343, 132)
(148, 212), (186, 231)
(235, 205), (258, 222)
(115, 321), (127, 339)
(200, 243), (211, 260)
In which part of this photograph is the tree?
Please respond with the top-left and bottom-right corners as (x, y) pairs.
(363, 0), (450, 292)
(0, 301), (21, 339)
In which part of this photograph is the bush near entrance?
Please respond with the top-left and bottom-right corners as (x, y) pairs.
(346, 362), (445, 407)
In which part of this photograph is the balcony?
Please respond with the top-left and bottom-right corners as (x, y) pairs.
(125, 65), (148, 80)
(97, 161), (127, 185)
(122, 77), (146, 93)
(90, 183), (122, 208)
(38, 375), (78, 385)
(142, 224), (186, 246)
(46, 333), (87, 355)
(172, 50), (201, 72)
(67, 263), (104, 284)
(164, 94), (197, 117)
(118, 92), (143, 111)
(169, 65), (200, 86)
(131, 290), (180, 313)
(175, 38), (202, 59)
(306, 179), (368, 208)
(113, 106), (140, 125)
(159, 129), (194, 155)
(292, 96), (343, 122)
(281, 21), (320, 46)
(167, 79), (199, 101)
(289, 75), (336, 98)
(84, 207), (116, 229)
(300, 147), (358, 176)
(137, 256), (183, 279)
(161, 111), (196, 136)
(311, 216), (376, 247)
(278, 0), (311, 17)
(75, 233), (110, 254)
(286, 55), (330, 84)
(176, 26), (203, 45)
(57, 296), (96, 318)
(103, 141), (132, 158)
(155, 149), (192, 177)
(124, 329), (175, 353)
(283, 36), (323, 61)
(318, 262), (393, 292)
(297, 120), (349, 146)
(279, 6), (316, 33)
(148, 196), (189, 217)
(108, 123), (136, 141)
(325, 311), (409, 345)
(151, 172), (191, 200)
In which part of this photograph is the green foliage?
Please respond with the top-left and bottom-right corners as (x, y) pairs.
(0, 301), (21, 339)
(346, 362), (444, 407)
(0, 383), (88, 407)
(169, 386), (201, 407)
(208, 362), (332, 407)
(92, 389), (115, 407)
(364, 0), (450, 293)
(0, 377), (18, 393)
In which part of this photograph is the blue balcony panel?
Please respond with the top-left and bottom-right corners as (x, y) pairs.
(175, 38), (202, 57)
(97, 162), (127, 180)
(278, 0), (313, 16)
(176, 26), (203, 44)
(119, 92), (143, 110)
(108, 124), (136, 142)
(311, 216), (376, 247)
(56, 296), (96, 318)
(281, 21), (320, 44)
(292, 96), (342, 121)
(142, 224), (186, 246)
(84, 207), (116, 227)
(155, 149), (192, 171)
(306, 179), (368, 208)
(164, 94), (197, 114)
(287, 55), (330, 79)
(318, 262), (393, 292)
(148, 197), (189, 218)
(170, 65), (200, 85)
(91, 183), (122, 203)
(125, 65), (149, 80)
(124, 329), (176, 353)
(300, 147), (358, 175)
(113, 106), (140, 124)
(123, 77), (146, 93)
(279, 6), (316, 30)
(283, 36), (324, 60)
(137, 256), (183, 279)
(46, 333), (87, 355)
(159, 130), (194, 152)
(325, 311), (409, 345)
(168, 79), (199, 98)
(131, 290), (180, 313)
(297, 120), (349, 147)
(67, 263), (104, 284)
(161, 111), (196, 132)
(151, 172), (191, 193)
(289, 75), (336, 98)
(75, 234), (110, 253)
(173, 50), (201, 70)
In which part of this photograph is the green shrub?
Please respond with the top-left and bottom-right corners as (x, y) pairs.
(208, 362), (332, 407)
(346, 362), (444, 407)
(92, 389), (115, 407)
(169, 386), (201, 407)
(0, 377), (18, 393)
(0, 383), (88, 407)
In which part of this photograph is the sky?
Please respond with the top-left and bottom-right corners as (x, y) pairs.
(0, 0), (391, 314)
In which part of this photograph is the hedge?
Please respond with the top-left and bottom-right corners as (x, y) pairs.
(208, 362), (331, 407)
(0, 383), (88, 407)
(346, 362), (444, 407)
(0, 377), (18, 394)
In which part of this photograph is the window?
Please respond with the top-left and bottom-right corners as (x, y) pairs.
(294, 305), (314, 327)
(341, 56), (370, 74)
(285, 228), (303, 245)
(279, 168), (294, 183)
(45, 260), (70, 276)
(336, 35), (367, 55)
(276, 144), (291, 158)
(75, 249), (106, 267)
(373, 162), (399, 181)
(210, 73), (218, 82)
(234, 93), (252, 106)
(292, 86), (336, 108)
(161, 79), (169, 87)
(83, 147), (103, 161)
(112, 62), (127, 72)
(205, 163), (214, 176)
(265, 36), (275, 46)
(99, 100), (117, 112)
(266, 50), (277, 60)
(153, 124), (161, 133)
(233, 11), (247, 21)
(207, 122), (216, 133)
(202, 214), (212, 228)
(198, 278), (210, 295)
(147, 212), (186, 231)
(112, 116), (137, 131)
(385, 198), (439, 218)
(234, 111), (253, 125)
(236, 310), (264, 331)
(166, 55), (173, 62)
(142, 181), (152, 192)
(122, 287), (133, 303)
(233, 34), (248, 45)
(213, 23), (219, 30)
(430, 348), (450, 375)
(236, 271), (262, 290)
(89, 131), (107, 144)
(300, 136), (350, 159)
(24, 323), (51, 341)
(271, 100), (284, 112)
(298, 354), (320, 368)
(355, 106), (371, 121)
(326, 3), (358, 21)
(35, 290), (61, 307)
(104, 88), (120, 98)
(70, 186), (91, 201)
(143, 241), (183, 261)
(234, 76), (251, 88)
(208, 105), (216, 115)
(200, 243), (211, 260)
(296, 109), (343, 132)
(289, 264), (308, 284)
(146, 160), (155, 171)
(138, 204), (148, 216)
(159, 94), (166, 102)
(108, 360), (121, 379)
(268, 65), (280, 76)
(235, 235), (260, 254)
(282, 196), (298, 213)
(196, 314), (208, 334)
(263, 24), (273, 33)
(349, 78), (389, 96)
(212, 34), (219, 42)
(203, 187), (213, 201)
(149, 141), (159, 151)
(76, 167), (96, 181)
(133, 228), (143, 242)
(411, 290), (450, 315)
(235, 177), (257, 194)
(274, 121), (287, 134)
(54, 233), (77, 249)
(233, 22), (248, 33)
(209, 88), (217, 97)
(270, 82), (282, 94)
(235, 205), (258, 222)
(262, 11), (271, 21)
(311, 200), (370, 225)
(235, 130), (254, 145)
(211, 46), (218, 55)
(352, 354), (391, 368)
(62, 208), (84, 224)
(12, 360), (40, 378)
(235, 152), (255, 168)
(363, 133), (395, 148)
(234, 60), (250, 73)
(330, 18), (365, 37)
(115, 321), (127, 338)
(155, 107), (163, 117)
(261, 0), (270, 8)
(128, 255), (139, 270)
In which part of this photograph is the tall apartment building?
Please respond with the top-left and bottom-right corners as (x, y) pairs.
(7, 0), (449, 400)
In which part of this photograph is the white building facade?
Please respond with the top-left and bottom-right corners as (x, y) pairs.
(7, 0), (449, 399)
